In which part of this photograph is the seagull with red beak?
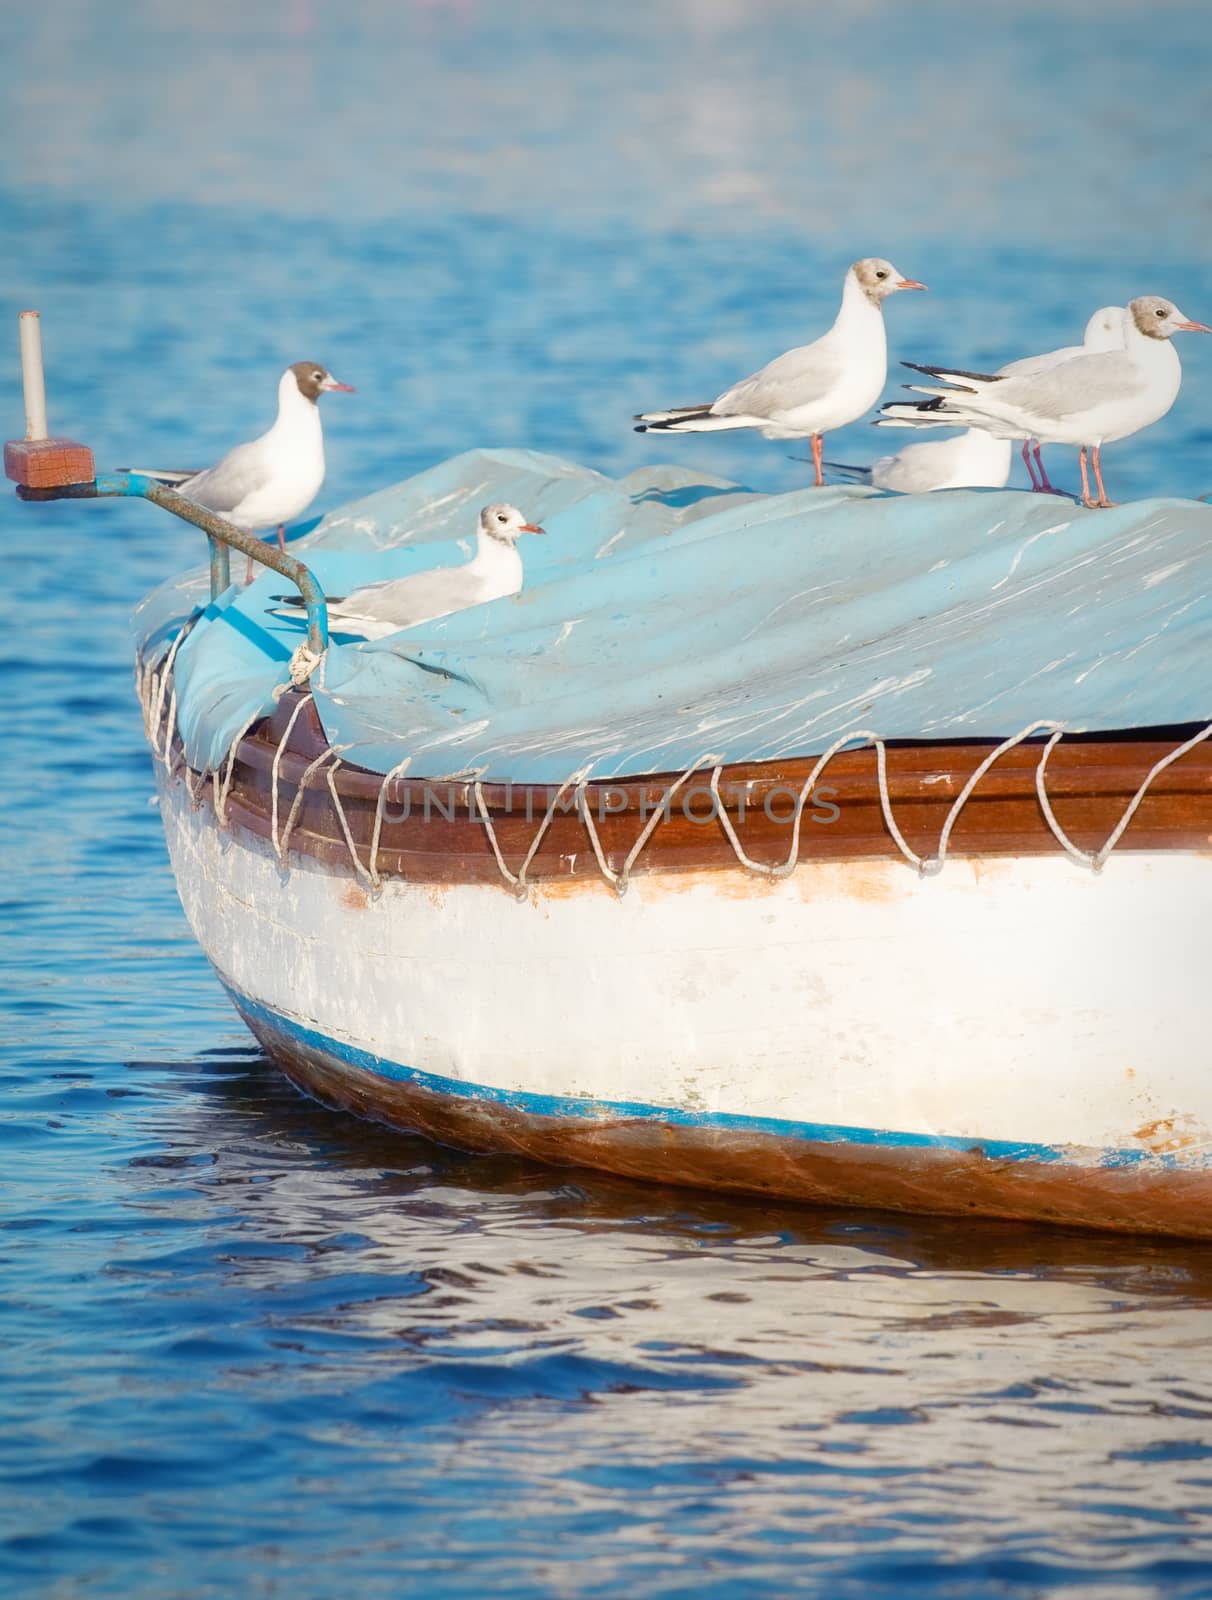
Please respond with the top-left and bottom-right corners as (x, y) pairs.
(130, 360), (354, 579)
(271, 503), (546, 641)
(635, 258), (927, 485)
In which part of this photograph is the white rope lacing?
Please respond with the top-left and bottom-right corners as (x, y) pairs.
(1035, 717), (1212, 871)
(615, 751), (725, 895)
(870, 736), (931, 871)
(147, 621), (194, 755)
(270, 692), (317, 865)
(160, 687), (180, 774)
(213, 706), (267, 830)
(574, 774), (623, 892)
(134, 649), (149, 737)
(367, 719), (1212, 894)
(146, 644), (1212, 895)
(187, 761), (211, 809)
(472, 779), (524, 895)
(911, 720), (1064, 877)
(472, 766), (593, 899)
(136, 649), (159, 745)
(276, 744), (343, 869)
(709, 730), (879, 879)
(324, 755), (374, 885)
(369, 758), (414, 891)
(288, 642), (325, 688)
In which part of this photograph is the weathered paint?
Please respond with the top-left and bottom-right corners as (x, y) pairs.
(242, 1010), (1212, 1238)
(156, 765), (1212, 1235)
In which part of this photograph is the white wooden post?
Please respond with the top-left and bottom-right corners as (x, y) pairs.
(19, 311), (48, 441)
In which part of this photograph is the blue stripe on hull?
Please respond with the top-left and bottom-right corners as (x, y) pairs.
(224, 983), (1187, 1172)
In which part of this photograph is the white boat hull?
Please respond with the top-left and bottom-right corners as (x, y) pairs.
(156, 768), (1212, 1235)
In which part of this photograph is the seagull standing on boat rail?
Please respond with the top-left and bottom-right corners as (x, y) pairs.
(130, 361), (353, 581)
(634, 258), (927, 485)
(880, 297), (1209, 507)
(878, 306), (1126, 492)
(271, 503), (546, 641)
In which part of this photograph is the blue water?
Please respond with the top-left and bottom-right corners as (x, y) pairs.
(4, 2), (1212, 1594)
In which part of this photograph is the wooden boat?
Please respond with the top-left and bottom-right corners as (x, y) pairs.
(12, 315), (1212, 1238)
(143, 670), (1212, 1239)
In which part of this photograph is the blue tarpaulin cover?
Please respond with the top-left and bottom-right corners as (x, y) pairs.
(133, 448), (1212, 782)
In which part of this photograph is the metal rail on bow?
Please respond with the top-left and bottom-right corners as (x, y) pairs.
(5, 311), (329, 656)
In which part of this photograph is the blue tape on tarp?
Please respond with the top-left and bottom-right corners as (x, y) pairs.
(133, 446), (1212, 781)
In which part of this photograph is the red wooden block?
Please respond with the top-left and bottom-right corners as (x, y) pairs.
(4, 437), (95, 489)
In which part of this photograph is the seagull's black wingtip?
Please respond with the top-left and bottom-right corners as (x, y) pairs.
(269, 594), (346, 610)
(902, 359), (1002, 385)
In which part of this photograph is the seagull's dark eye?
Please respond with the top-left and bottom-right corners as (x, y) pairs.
(314, 369), (324, 379)
(875, 269), (888, 280)
(1155, 308), (1168, 319)
(497, 513), (507, 522)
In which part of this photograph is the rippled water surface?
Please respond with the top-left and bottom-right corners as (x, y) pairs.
(3, 2), (1212, 1594)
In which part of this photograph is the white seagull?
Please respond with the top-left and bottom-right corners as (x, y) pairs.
(131, 361), (353, 580)
(825, 428), (1012, 494)
(634, 258), (927, 485)
(885, 297), (1209, 507)
(272, 503), (546, 641)
(879, 306), (1126, 492)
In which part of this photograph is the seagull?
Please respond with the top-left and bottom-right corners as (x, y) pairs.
(996, 306), (1126, 490)
(998, 306), (1126, 380)
(879, 307), (1126, 492)
(129, 361), (353, 580)
(634, 258), (927, 485)
(882, 297), (1209, 508)
(271, 503), (545, 641)
(824, 429), (1012, 493)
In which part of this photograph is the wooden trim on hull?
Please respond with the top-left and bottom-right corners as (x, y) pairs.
(241, 1005), (1212, 1240)
(180, 691), (1212, 886)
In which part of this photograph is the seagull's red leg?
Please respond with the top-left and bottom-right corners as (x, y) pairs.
(1078, 446), (1096, 508)
(1022, 439), (1041, 490)
(811, 433), (824, 487)
(276, 524), (286, 552)
(1032, 442), (1060, 495)
(245, 552), (254, 583)
(1091, 445), (1115, 508)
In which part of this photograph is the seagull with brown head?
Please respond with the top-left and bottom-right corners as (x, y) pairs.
(129, 360), (354, 579)
(635, 257), (927, 485)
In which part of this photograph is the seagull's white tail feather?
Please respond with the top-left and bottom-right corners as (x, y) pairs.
(875, 416), (954, 430)
(635, 411), (765, 434)
(876, 402), (964, 430)
(633, 404), (714, 425)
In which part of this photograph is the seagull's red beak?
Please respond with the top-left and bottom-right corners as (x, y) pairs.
(896, 279), (928, 291)
(520, 523), (546, 535)
(321, 377), (356, 392)
(1176, 320), (1212, 333)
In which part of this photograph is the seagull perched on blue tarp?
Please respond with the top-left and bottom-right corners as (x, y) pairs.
(272, 503), (545, 641)
(634, 258), (926, 484)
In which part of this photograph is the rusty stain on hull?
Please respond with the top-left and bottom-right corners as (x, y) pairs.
(238, 1007), (1212, 1241)
(1133, 1113), (1210, 1156)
